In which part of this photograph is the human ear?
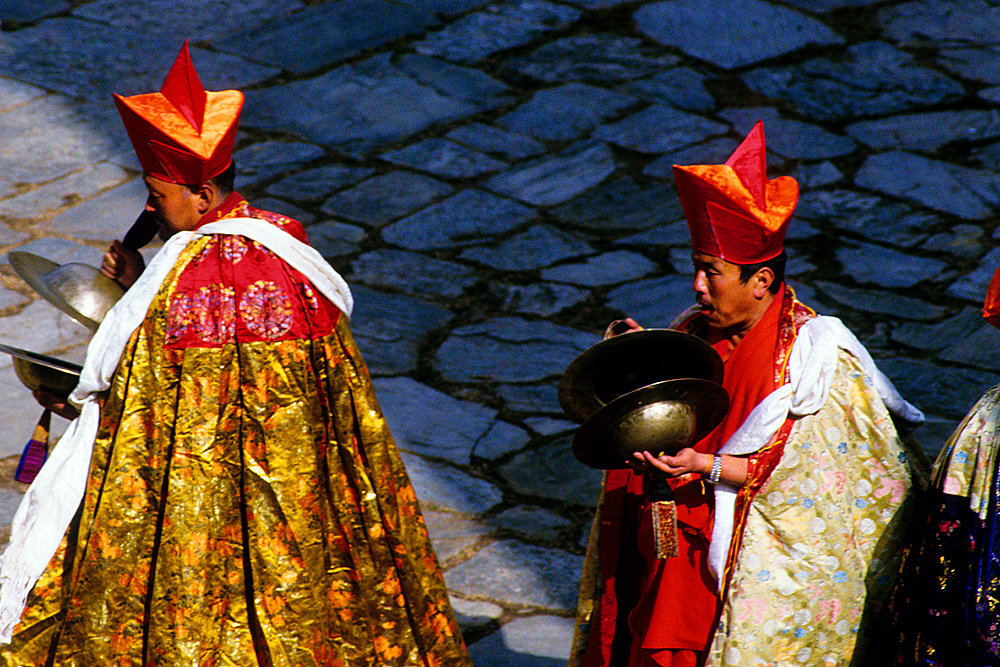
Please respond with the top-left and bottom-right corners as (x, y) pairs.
(195, 183), (215, 214)
(754, 267), (775, 298)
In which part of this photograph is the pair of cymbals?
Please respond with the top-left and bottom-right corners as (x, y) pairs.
(558, 329), (729, 470)
(0, 343), (82, 400)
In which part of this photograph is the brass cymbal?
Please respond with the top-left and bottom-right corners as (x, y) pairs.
(9, 251), (124, 332)
(0, 343), (82, 400)
(572, 378), (729, 470)
(558, 328), (723, 424)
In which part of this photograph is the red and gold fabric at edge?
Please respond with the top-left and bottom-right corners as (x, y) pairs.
(1, 196), (472, 667)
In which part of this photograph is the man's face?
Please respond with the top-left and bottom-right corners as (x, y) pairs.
(143, 174), (203, 240)
(692, 251), (761, 334)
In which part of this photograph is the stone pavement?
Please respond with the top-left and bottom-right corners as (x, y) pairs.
(1, 0), (1000, 663)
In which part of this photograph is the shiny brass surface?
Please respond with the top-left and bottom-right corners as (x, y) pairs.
(0, 343), (82, 399)
(9, 251), (124, 332)
(572, 378), (730, 470)
(558, 328), (724, 424)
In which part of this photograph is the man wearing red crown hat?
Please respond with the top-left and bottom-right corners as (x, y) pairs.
(860, 267), (1000, 666)
(569, 122), (927, 667)
(0, 42), (472, 667)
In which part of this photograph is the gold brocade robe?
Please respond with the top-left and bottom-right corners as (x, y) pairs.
(2, 200), (471, 667)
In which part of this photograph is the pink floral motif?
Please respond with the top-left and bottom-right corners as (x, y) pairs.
(166, 292), (195, 344)
(300, 282), (320, 313)
(194, 285), (236, 343)
(220, 235), (248, 263)
(240, 281), (293, 339)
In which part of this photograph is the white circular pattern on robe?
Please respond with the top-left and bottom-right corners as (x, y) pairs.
(793, 608), (812, 625)
(745, 553), (762, 571)
(790, 543), (808, 559)
(835, 619), (850, 635)
(824, 426), (841, 442)
(778, 579), (796, 595)
(725, 647), (741, 663)
(811, 517), (826, 534)
(859, 517), (877, 535)
(762, 619), (778, 636)
(799, 478), (818, 495)
(854, 479), (872, 496)
(824, 555), (839, 570)
(768, 491), (785, 506)
(783, 448), (801, 468)
(797, 647), (812, 662)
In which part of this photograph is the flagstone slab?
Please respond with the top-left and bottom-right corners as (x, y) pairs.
(551, 176), (682, 233)
(846, 110), (1000, 152)
(0, 162), (131, 222)
(321, 172), (453, 226)
(233, 141), (327, 190)
(617, 67), (715, 113)
(445, 540), (583, 610)
(720, 108), (856, 160)
(947, 247), (1000, 302)
(606, 275), (694, 328)
(0, 95), (129, 186)
(265, 165), (374, 203)
(450, 596), (503, 635)
(489, 504), (573, 544)
(541, 250), (657, 287)
(414, 0), (581, 64)
(401, 452), (503, 515)
(879, 358), (1000, 421)
(459, 225), (593, 271)
(794, 161), (845, 190)
(446, 123), (546, 160)
(216, 0), (437, 74)
(496, 84), (637, 142)
(836, 242), (948, 289)
(75, 0), (304, 43)
(374, 376), (499, 465)
(0, 0), (69, 22)
(243, 54), (502, 157)
(484, 141), (616, 207)
(794, 190), (937, 248)
(742, 41), (964, 122)
(349, 286), (453, 376)
(939, 47), (1000, 85)
(394, 0), (493, 16)
(855, 151), (999, 220)
(471, 420), (533, 461)
(0, 300), (92, 365)
(395, 54), (512, 109)
(879, 0), (1000, 46)
(496, 382), (562, 415)
(423, 511), (491, 565)
(497, 283), (591, 318)
(0, 79), (46, 113)
(642, 137), (741, 178)
(497, 436), (602, 505)
(780, 0), (878, 10)
(305, 221), (365, 259)
(891, 308), (984, 352)
(383, 189), (536, 251)
(380, 139), (506, 179)
(350, 249), (476, 299)
(434, 318), (598, 383)
(503, 34), (680, 84)
(37, 178), (146, 242)
(921, 224), (987, 261)
(0, 19), (277, 103)
(593, 105), (727, 154)
(814, 281), (947, 322)
(634, 0), (841, 70)
(469, 615), (574, 667)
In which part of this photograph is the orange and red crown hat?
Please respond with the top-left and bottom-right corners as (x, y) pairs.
(672, 121), (799, 264)
(113, 41), (243, 185)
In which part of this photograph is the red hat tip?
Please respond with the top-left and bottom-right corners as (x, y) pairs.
(160, 40), (207, 134)
(725, 120), (767, 209)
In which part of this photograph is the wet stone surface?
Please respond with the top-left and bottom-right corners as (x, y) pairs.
(5, 0), (1000, 663)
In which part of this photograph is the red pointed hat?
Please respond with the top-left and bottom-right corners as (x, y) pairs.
(983, 265), (1000, 329)
(672, 121), (799, 264)
(113, 41), (243, 185)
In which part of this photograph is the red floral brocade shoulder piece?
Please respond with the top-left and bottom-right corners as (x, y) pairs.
(165, 197), (340, 349)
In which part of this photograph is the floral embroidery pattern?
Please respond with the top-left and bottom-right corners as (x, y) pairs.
(166, 285), (236, 344)
(240, 280), (293, 340)
(220, 235), (248, 263)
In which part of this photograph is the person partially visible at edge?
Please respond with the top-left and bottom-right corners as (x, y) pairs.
(863, 262), (1000, 665)
(0, 41), (473, 667)
(567, 121), (929, 667)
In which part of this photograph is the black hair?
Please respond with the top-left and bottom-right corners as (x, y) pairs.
(187, 159), (236, 196)
(738, 250), (786, 295)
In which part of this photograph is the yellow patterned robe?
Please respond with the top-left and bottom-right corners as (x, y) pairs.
(1, 198), (471, 667)
(705, 349), (919, 666)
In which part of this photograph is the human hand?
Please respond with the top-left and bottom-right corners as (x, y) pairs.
(630, 448), (710, 478)
(32, 389), (80, 420)
(604, 318), (642, 340)
(101, 240), (145, 289)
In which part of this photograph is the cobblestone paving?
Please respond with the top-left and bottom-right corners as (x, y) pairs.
(1, 0), (999, 663)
